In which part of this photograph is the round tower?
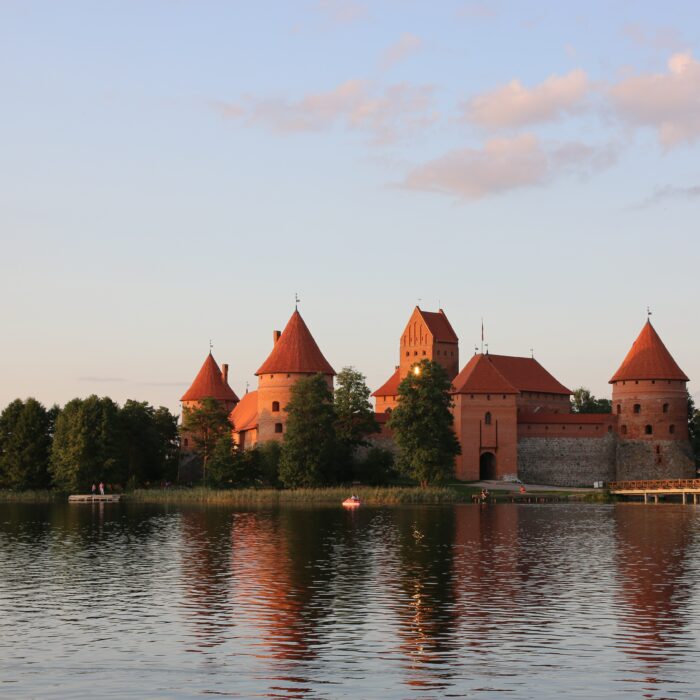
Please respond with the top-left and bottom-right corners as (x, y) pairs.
(610, 320), (693, 479)
(255, 310), (335, 443)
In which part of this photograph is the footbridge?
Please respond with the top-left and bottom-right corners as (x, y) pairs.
(609, 479), (700, 504)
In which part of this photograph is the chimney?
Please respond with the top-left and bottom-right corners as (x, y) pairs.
(273, 330), (281, 345)
(221, 364), (229, 384)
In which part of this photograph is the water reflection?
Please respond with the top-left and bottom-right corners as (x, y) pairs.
(1, 502), (700, 698)
(614, 505), (697, 696)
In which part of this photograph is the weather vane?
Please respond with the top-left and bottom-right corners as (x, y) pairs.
(209, 339), (213, 352)
(647, 306), (652, 319)
(530, 348), (534, 358)
(295, 292), (300, 310)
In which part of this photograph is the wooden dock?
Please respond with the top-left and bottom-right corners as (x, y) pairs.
(609, 479), (700, 504)
(68, 494), (121, 503)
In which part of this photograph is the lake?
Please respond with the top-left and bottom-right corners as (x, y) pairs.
(1, 502), (699, 699)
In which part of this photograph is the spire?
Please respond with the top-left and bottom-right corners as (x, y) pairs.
(181, 353), (239, 402)
(255, 310), (335, 376)
(610, 320), (688, 383)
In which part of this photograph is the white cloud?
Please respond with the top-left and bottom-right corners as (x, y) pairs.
(638, 183), (700, 208)
(401, 134), (617, 201)
(316, 0), (367, 24)
(609, 51), (700, 147)
(215, 80), (437, 144)
(464, 69), (590, 129)
(380, 33), (423, 72)
(623, 24), (685, 51)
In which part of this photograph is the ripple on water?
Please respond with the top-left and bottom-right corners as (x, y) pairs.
(1, 502), (700, 698)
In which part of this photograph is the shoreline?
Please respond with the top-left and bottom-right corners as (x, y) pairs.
(0, 484), (610, 505)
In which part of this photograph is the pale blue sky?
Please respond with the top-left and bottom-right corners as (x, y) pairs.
(2, 0), (699, 414)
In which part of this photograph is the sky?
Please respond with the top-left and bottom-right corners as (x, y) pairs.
(2, 0), (699, 415)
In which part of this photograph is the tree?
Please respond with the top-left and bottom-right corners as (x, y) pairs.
(389, 360), (461, 487)
(119, 401), (180, 486)
(0, 398), (53, 489)
(50, 395), (124, 491)
(688, 391), (700, 468)
(207, 434), (240, 487)
(571, 387), (612, 414)
(182, 398), (232, 482)
(334, 366), (379, 479)
(279, 374), (338, 488)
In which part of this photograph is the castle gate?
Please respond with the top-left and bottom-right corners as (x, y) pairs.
(480, 451), (497, 480)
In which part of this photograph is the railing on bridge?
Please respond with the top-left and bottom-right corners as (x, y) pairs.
(609, 479), (700, 491)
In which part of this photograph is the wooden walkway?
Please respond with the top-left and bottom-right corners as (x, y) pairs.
(68, 494), (121, 503)
(609, 479), (700, 504)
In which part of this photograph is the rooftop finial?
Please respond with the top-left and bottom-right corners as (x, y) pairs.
(481, 318), (484, 354)
(647, 305), (652, 320)
(530, 348), (534, 358)
(209, 339), (213, 353)
(245, 381), (249, 394)
(295, 292), (300, 311)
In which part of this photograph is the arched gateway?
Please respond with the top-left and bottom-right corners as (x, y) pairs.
(479, 451), (496, 480)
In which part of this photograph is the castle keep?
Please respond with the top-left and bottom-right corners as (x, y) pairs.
(181, 306), (694, 486)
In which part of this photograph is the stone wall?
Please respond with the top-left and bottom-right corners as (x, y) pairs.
(517, 434), (617, 487)
(615, 439), (695, 481)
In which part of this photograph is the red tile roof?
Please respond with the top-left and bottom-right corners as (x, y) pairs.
(487, 354), (571, 395)
(418, 307), (458, 343)
(256, 310), (335, 376)
(518, 412), (614, 425)
(372, 368), (401, 397)
(181, 353), (239, 403)
(452, 354), (519, 394)
(230, 390), (258, 432)
(610, 321), (688, 383)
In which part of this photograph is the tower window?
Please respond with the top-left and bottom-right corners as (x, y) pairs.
(607, 425), (612, 433)
(616, 404), (621, 414)
(405, 351), (409, 357)
(272, 401), (280, 412)
(487, 394), (491, 401)
(422, 350), (426, 355)
(275, 423), (283, 434)
(645, 424), (653, 435)
(663, 403), (669, 413)
(633, 404), (641, 414)
(484, 412), (492, 425)
(621, 425), (627, 435)
(656, 445), (660, 454)
(669, 424), (675, 434)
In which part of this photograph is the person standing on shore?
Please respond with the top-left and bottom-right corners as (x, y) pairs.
(91, 483), (96, 496)
(99, 482), (104, 496)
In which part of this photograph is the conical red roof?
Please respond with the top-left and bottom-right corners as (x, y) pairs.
(256, 310), (335, 376)
(181, 353), (239, 402)
(372, 368), (401, 397)
(610, 321), (688, 383)
(452, 354), (519, 394)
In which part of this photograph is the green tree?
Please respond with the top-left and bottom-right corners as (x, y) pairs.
(571, 387), (613, 414)
(389, 360), (461, 487)
(119, 401), (180, 486)
(334, 366), (379, 480)
(50, 395), (124, 491)
(354, 446), (397, 485)
(182, 398), (232, 482)
(207, 433), (239, 487)
(688, 391), (700, 468)
(279, 374), (338, 487)
(0, 398), (53, 489)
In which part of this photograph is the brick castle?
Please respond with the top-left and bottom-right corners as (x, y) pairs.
(180, 306), (695, 486)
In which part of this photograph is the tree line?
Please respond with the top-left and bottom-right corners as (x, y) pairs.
(0, 396), (179, 491)
(185, 362), (461, 489)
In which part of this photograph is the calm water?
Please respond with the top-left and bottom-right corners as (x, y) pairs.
(1, 503), (700, 699)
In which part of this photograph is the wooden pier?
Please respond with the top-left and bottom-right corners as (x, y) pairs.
(609, 479), (700, 504)
(68, 494), (121, 503)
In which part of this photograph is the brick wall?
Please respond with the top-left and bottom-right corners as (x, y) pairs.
(615, 439), (695, 480)
(517, 434), (617, 486)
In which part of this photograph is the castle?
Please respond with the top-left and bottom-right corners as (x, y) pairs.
(180, 306), (695, 486)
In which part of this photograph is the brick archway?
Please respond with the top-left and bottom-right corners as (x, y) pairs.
(480, 451), (496, 480)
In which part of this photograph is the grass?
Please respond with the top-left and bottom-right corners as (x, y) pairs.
(0, 484), (612, 506)
(128, 485), (462, 506)
(0, 489), (63, 503)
